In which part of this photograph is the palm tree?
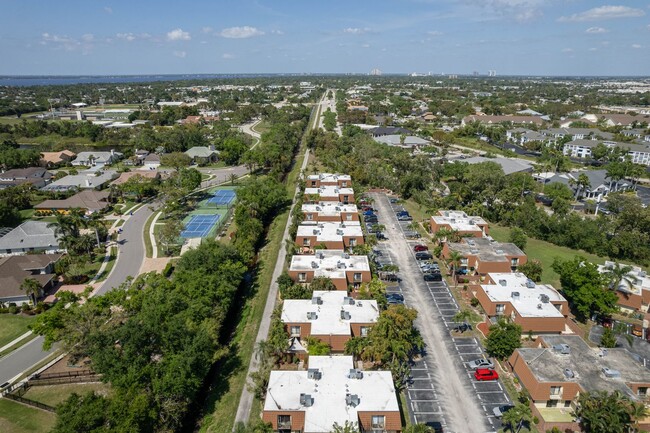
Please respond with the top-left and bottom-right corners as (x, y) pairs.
(403, 424), (436, 433)
(447, 250), (464, 287)
(501, 403), (533, 432)
(229, 173), (238, 185)
(603, 262), (639, 293)
(630, 400), (648, 433)
(330, 421), (358, 433)
(20, 277), (42, 305)
(572, 173), (591, 200)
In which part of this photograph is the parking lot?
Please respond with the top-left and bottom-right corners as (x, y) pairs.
(369, 193), (512, 432)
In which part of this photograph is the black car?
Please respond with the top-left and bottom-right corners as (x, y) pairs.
(386, 293), (404, 303)
(423, 273), (442, 281)
(452, 322), (472, 333)
(415, 252), (433, 260)
(365, 217), (378, 224)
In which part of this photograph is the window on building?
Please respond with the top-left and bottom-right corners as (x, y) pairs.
(353, 273), (362, 282)
(311, 181), (317, 187)
(343, 195), (349, 203)
(349, 238), (357, 247)
(639, 387), (648, 397)
(306, 213), (313, 221)
(346, 214), (352, 221)
(341, 181), (348, 187)
(511, 258), (519, 266)
(290, 326), (301, 337)
(550, 386), (562, 396)
(546, 400), (558, 408)
(298, 273), (307, 282)
(277, 415), (291, 429)
(371, 415), (385, 429)
(564, 400), (572, 408)
(496, 304), (505, 314)
(303, 238), (311, 247)
(360, 326), (370, 336)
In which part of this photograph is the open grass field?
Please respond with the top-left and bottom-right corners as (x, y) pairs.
(23, 382), (110, 408)
(0, 399), (56, 433)
(0, 314), (36, 349)
(489, 224), (607, 288)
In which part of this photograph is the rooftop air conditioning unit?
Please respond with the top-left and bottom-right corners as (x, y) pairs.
(537, 304), (543, 309)
(343, 253), (350, 259)
(511, 291), (520, 300)
(552, 344), (570, 355)
(300, 393), (313, 407)
(346, 394), (360, 407)
(318, 252), (325, 259)
(307, 369), (321, 380)
(540, 294), (550, 303)
(335, 206), (341, 211)
(311, 296), (322, 305)
(499, 279), (507, 287)
(348, 369), (364, 379)
(313, 229), (319, 235)
(526, 279), (536, 289)
(316, 206), (321, 211)
(340, 310), (351, 320)
(564, 368), (575, 379)
(343, 296), (355, 305)
(307, 312), (317, 320)
(495, 249), (504, 254)
(336, 229), (344, 235)
(337, 261), (345, 269)
(311, 261), (319, 269)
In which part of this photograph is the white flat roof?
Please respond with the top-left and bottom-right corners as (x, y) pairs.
(302, 203), (358, 216)
(282, 291), (378, 335)
(483, 273), (565, 318)
(305, 185), (354, 199)
(307, 173), (352, 183)
(598, 261), (650, 296)
(297, 222), (363, 242)
(290, 250), (369, 277)
(264, 356), (398, 433)
(432, 210), (487, 232)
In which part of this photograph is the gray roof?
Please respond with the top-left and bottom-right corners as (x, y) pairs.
(517, 335), (650, 401)
(42, 169), (119, 191)
(0, 221), (60, 251)
(185, 147), (219, 158)
(460, 156), (533, 175)
(448, 237), (525, 262)
(74, 151), (123, 163)
(375, 135), (430, 147)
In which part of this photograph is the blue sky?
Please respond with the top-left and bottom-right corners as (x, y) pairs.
(1, 0), (649, 76)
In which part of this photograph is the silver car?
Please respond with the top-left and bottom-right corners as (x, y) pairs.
(493, 405), (515, 418)
(467, 358), (494, 370)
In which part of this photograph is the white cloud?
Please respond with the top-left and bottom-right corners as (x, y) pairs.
(220, 26), (264, 39)
(589, 47), (598, 51)
(167, 28), (191, 41)
(81, 33), (94, 42)
(586, 26), (608, 34)
(559, 6), (645, 22)
(201, 26), (213, 34)
(222, 53), (234, 59)
(40, 33), (80, 51)
(461, 0), (548, 22)
(361, 43), (371, 48)
(632, 44), (643, 49)
(104, 6), (112, 14)
(427, 30), (443, 36)
(562, 48), (574, 53)
(173, 50), (187, 58)
(343, 27), (370, 35)
(116, 32), (136, 41)
(271, 29), (285, 35)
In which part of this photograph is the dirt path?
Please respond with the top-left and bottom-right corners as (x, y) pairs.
(372, 193), (488, 433)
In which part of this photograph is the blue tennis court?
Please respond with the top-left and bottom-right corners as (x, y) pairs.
(207, 189), (236, 206)
(181, 214), (221, 238)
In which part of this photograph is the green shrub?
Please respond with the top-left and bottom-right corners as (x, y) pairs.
(470, 297), (480, 307)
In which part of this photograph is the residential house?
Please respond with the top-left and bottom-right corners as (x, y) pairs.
(430, 210), (488, 238)
(304, 185), (355, 204)
(72, 150), (123, 167)
(0, 254), (63, 305)
(0, 167), (52, 189)
(538, 170), (632, 200)
(110, 170), (160, 187)
(184, 146), (219, 165)
(442, 238), (527, 275)
(133, 149), (150, 165)
(582, 113), (650, 127)
(262, 355), (401, 433)
(143, 154), (161, 170)
(288, 250), (371, 291)
(541, 127), (615, 142)
(306, 173), (352, 188)
(374, 135), (430, 149)
(460, 156), (534, 175)
(506, 128), (548, 147)
(302, 203), (359, 223)
(282, 291), (378, 353)
(42, 169), (119, 192)
(0, 221), (61, 256)
(474, 273), (569, 335)
(598, 261), (650, 314)
(461, 115), (545, 127)
(622, 129), (650, 142)
(295, 222), (364, 251)
(35, 189), (111, 214)
(40, 150), (76, 168)
(368, 126), (411, 137)
(508, 335), (650, 432)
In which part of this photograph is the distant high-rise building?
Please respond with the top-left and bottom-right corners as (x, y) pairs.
(488, 70), (497, 77)
(370, 68), (382, 76)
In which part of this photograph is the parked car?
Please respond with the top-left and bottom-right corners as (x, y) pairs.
(492, 405), (515, 418)
(386, 294), (404, 305)
(413, 244), (429, 252)
(376, 232), (387, 240)
(386, 293), (404, 302)
(424, 273), (442, 282)
(363, 210), (375, 216)
(633, 325), (644, 337)
(362, 206), (375, 212)
(468, 358), (494, 370)
(397, 215), (413, 221)
(365, 215), (378, 223)
(452, 323), (472, 333)
(389, 197), (398, 204)
(415, 252), (433, 260)
(474, 368), (499, 381)
(404, 231), (421, 239)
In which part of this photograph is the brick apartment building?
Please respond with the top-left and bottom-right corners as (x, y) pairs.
(306, 173), (352, 188)
(288, 250), (371, 291)
(430, 210), (488, 238)
(295, 222), (364, 251)
(302, 202), (359, 223)
(304, 185), (355, 204)
(598, 261), (650, 314)
(442, 237), (527, 275)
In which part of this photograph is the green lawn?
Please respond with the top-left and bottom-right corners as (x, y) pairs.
(489, 225), (607, 288)
(19, 209), (35, 220)
(23, 382), (110, 408)
(0, 314), (36, 348)
(95, 247), (117, 282)
(143, 211), (157, 258)
(0, 398), (56, 433)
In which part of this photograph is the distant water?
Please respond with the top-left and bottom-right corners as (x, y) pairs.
(0, 74), (285, 87)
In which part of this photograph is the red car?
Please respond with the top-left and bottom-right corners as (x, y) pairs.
(413, 244), (429, 252)
(474, 368), (499, 381)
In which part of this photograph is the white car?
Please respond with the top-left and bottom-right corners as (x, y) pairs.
(467, 358), (494, 370)
(493, 405), (515, 418)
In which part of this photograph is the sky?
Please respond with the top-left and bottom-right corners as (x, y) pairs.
(1, 0), (649, 76)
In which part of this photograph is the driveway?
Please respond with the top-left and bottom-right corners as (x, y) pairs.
(371, 193), (491, 433)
